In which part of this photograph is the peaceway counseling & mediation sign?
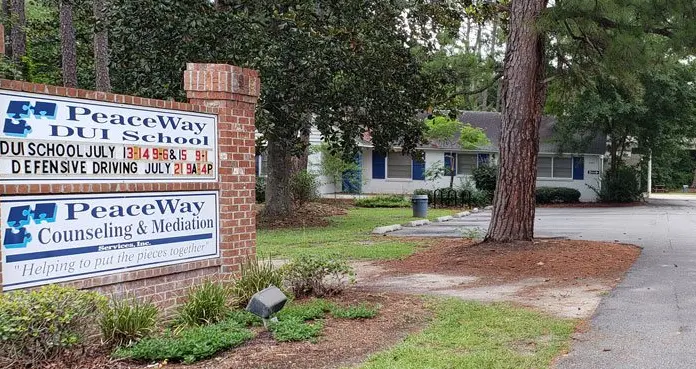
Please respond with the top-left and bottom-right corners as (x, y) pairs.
(0, 90), (217, 183)
(1, 191), (219, 290)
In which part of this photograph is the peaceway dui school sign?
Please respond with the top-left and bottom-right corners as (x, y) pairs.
(2, 191), (219, 290)
(0, 91), (218, 183)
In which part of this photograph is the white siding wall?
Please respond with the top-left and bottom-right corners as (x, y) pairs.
(536, 154), (602, 202)
(311, 145), (602, 202)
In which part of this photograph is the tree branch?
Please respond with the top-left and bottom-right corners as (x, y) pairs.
(434, 72), (504, 106)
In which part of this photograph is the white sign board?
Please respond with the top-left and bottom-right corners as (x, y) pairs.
(0, 91), (217, 183)
(1, 191), (219, 290)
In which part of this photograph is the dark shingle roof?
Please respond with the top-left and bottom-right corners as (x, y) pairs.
(422, 111), (605, 155)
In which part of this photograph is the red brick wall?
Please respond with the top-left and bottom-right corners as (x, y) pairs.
(0, 63), (260, 312)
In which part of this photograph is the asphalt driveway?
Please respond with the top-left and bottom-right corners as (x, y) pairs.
(392, 197), (696, 368)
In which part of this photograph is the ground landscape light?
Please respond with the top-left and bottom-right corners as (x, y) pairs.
(246, 285), (288, 323)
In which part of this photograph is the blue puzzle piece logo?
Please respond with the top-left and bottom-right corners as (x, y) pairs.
(7, 205), (32, 228)
(31, 203), (57, 223)
(3, 118), (32, 137)
(6, 100), (31, 119)
(3, 228), (31, 249)
(3, 203), (57, 249)
(2, 100), (57, 138)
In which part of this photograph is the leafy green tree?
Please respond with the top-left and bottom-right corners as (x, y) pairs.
(315, 144), (361, 195)
(423, 112), (490, 188)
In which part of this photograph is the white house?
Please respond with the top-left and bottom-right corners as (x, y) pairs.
(260, 111), (606, 202)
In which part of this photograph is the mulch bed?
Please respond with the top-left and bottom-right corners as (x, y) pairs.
(178, 292), (429, 369)
(44, 292), (428, 369)
(257, 202), (347, 229)
(381, 238), (641, 285)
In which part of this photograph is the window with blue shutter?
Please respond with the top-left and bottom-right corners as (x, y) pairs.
(572, 156), (585, 180)
(444, 152), (456, 176)
(412, 159), (425, 180)
(372, 151), (386, 179)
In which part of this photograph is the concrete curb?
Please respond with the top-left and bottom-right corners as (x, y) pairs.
(403, 219), (431, 227)
(453, 211), (471, 218)
(435, 215), (454, 223)
(372, 224), (402, 235)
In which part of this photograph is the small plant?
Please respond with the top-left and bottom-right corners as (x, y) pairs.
(536, 187), (582, 204)
(459, 227), (485, 240)
(413, 188), (432, 196)
(291, 170), (318, 207)
(275, 298), (334, 321)
(231, 256), (285, 307)
(281, 254), (355, 298)
(268, 317), (324, 342)
(175, 280), (231, 327)
(0, 285), (106, 367)
(113, 319), (254, 364)
(226, 309), (264, 327)
(355, 195), (410, 208)
(330, 303), (380, 319)
(100, 296), (158, 347)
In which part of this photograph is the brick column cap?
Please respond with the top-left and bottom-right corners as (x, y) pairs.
(184, 63), (260, 101)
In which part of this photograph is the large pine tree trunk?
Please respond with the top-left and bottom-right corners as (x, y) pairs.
(9, 0), (25, 64)
(262, 139), (294, 218)
(60, 0), (77, 88)
(485, 0), (548, 242)
(93, 0), (111, 92)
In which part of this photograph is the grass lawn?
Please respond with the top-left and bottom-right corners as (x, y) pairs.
(361, 299), (576, 369)
(257, 207), (456, 260)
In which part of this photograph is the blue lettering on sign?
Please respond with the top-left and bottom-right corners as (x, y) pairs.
(3, 203), (57, 249)
(2, 100), (57, 138)
(65, 199), (205, 220)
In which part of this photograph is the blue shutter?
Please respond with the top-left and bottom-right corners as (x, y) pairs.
(573, 156), (585, 180)
(372, 151), (386, 179)
(412, 159), (425, 180)
(444, 152), (456, 175)
(477, 153), (490, 166)
(255, 155), (260, 176)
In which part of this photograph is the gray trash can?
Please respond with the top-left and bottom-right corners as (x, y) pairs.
(412, 195), (429, 218)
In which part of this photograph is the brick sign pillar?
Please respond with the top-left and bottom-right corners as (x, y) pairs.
(183, 63), (260, 276)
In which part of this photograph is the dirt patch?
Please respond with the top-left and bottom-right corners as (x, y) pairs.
(257, 202), (347, 229)
(380, 238), (641, 285)
(353, 239), (641, 318)
(177, 292), (429, 369)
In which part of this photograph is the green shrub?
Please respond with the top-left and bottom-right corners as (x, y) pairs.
(231, 256), (285, 307)
(275, 298), (334, 321)
(100, 297), (158, 347)
(536, 187), (582, 204)
(256, 176), (266, 203)
(355, 195), (410, 208)
(330, 303), (380, 319)
(0, 285), (106, 367)
(268, 317), (324, 342)
(281, 254), (355, 298)
(291, 170), (318, 206)
(457, 180), (493, 207)
(176, 281), (231, 327)
(113, 319), (254, 364)
(226, 309), (263, 327)
(413, 188), (432, 196)
(472, 165), (498, 193)
(593, 166), (643, 203)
